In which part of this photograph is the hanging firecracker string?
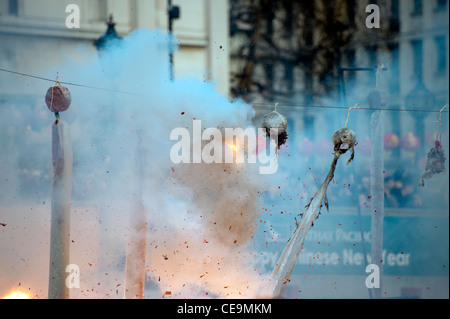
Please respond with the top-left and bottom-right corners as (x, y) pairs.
(262, 102), (288, 149)
(50, 74), (61, 123)
(435, 104), (449, 143)
(418, 104), (448, 187)
(345, 103), (360, 128)
(336, 103), (359, 164)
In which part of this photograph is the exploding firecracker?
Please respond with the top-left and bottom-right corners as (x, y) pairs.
(418, 140), (446, 187)
(332, 127), (357, 165)
(262, 103), (288, 149)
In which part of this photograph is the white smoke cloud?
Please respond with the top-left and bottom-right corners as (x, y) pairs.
(0, 28), (277, 299)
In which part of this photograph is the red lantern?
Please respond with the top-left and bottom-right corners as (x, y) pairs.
(298, 137), (315, 156)
(45, 85), (71, 113)
(425, 132), (438, 148)
(384, 133), (399, 151)
(401, 132), (420, 152)
(357, 136), (371, 156)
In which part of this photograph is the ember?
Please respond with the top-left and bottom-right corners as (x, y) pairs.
(2, 291), (30, 299)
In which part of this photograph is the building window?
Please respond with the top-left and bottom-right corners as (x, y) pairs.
(346, 0), (356, 27)
(435, 36), (447, 75)
(264, 62), (274, 96)
(283, 1), (293, 39)
(388, 44), (400, 94)
(412, 0), (423, 15)
(436, 0), (447, 11)
(8, 0), (18, 16)
(390, 0), (400, 32)
(411, 39), (423, 79)
(284, 61), (294, 93)
(344, 49), (356, 84)
(367, 45), (378, 87)
(368, 45), (378, 67)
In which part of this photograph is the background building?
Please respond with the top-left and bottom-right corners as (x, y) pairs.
(229, 0), (449, 299)
(229, 0), (449, 137)
(0, 0), (230, 94)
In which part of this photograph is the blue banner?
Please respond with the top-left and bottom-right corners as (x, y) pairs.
(254, 213), (449, 277)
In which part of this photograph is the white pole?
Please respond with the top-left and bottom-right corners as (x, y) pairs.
(368, 67), (385, 298)
(369, 110), (384, 298)
(48, 120), (73, 299)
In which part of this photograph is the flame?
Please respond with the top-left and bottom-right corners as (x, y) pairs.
(2, 291), (30, 299)
(227, 141), (242, 163)
(228, 142), (238, 153)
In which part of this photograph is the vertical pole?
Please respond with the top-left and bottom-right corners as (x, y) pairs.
(370, 66), (386, 299)
(168, 0), (174, 81)
(369, 65), (386, 299)
(369, 110), (384, 299)
(340, 66), (387, 298)
(48, 120), (72, 299)
(124, 133), (147, 299)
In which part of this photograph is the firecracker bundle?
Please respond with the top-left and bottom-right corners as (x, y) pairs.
(262, 103), (288, 148)
(418, 104), (448, 187)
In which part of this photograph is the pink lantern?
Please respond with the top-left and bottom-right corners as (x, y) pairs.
(255, 135), (267, 154)
(298, 137), (315, 156)
(357, 136), (371, 156)
(317, 139), (333, 157)
(401, 132), (420, 152)
(384, 133), (399, 151)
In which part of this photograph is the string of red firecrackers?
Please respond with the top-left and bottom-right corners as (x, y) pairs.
(418, 104), (448, 187)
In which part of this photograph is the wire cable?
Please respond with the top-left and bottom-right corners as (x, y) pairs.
(0, 67), (141, 96)
(1, 67), (448, 113)
(252, 103), (449, 113)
